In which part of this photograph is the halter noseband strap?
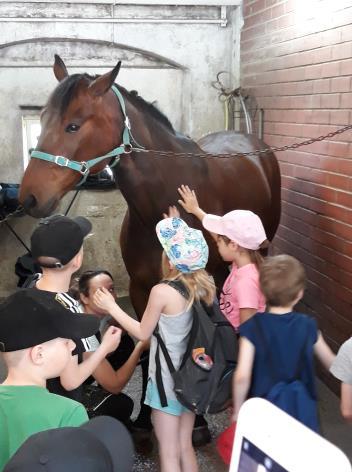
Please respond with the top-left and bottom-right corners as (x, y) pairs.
(30, 85), (138, 186)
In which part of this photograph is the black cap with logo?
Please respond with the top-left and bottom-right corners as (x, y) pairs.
(0, 289), (99, 352)
(30, 215), (92, 268)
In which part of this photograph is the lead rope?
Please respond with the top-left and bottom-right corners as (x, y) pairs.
(0, 189), (80, 253)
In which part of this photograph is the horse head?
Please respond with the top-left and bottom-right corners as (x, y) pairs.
(19, 55), (123, 217)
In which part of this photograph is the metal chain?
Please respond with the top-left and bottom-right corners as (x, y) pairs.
(132, 124), (352, 159)
(2, 123), (351, 223)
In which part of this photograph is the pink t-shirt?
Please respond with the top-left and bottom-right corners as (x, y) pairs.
(219, 263), (266, 330)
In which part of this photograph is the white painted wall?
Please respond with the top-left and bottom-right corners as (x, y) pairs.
(0, 1), (242, 297)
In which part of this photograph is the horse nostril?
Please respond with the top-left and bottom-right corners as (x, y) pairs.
(23, 194), (37, 211)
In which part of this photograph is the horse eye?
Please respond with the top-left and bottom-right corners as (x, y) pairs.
(65, 123), (80, 133)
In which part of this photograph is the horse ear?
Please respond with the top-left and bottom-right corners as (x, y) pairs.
(88, 61), (122, 97)
(53, 54), (68, 82)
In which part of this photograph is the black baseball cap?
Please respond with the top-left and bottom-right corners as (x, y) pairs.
(0, 289), (99, 352)
(31, 215), (92, 267)
(4, 416), (134, 472)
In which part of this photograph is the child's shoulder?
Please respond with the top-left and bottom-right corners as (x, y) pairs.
(240, 311), (316, 332)
(292, 311), (318, 328)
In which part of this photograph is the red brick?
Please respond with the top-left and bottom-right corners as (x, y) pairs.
(331, 42), (352, 61)
(330, 109), (350, 125)
(341, 58), (352, 76)
(245, 8), (272, 28)
(311, 109), (330, 124)
(241, 23), (266, 41)
(341, 24), (352, 42)
(321, 61), (341, 78)
(304, 64), (323, 80)
(337, 191), (352, 209)
(340, 92), (352, 108)
(327, 173), (352, 192)
(320, 93), (340, 108)
(313, 46), (332, 64)
(244, 0), (266, 16)
(293, 166), (328, 185)
(271, 3), (285, 19)
(331, 76), (352, 92)
(327, 141), (350, 158)
(313, 79), (330, 94)
(337, 158), (352, 176)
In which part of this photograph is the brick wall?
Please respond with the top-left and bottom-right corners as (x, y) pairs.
(241, 0), (352, 389)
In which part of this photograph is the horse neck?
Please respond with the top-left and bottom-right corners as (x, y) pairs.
(116, 98), (204, 227)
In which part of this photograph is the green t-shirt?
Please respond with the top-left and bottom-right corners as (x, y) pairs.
(0, 385), (88, 469)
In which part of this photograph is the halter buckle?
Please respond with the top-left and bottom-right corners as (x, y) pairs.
(123, 144), (132, 154)
(54, 156), (69, 167)
(79, 161), (89, 176)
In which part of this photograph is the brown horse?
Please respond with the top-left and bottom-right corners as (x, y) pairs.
(19, 56), (281, 319)
(19, 56), (280, 433)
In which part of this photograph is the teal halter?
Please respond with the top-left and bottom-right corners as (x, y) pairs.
(30, 85), (138, 186)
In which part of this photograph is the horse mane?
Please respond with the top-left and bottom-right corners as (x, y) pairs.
(49, 73), (175, 133)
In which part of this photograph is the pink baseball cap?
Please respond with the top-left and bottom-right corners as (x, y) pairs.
(202, 210), (267, 250)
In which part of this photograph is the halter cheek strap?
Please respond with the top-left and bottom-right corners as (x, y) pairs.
(30, 85), (140, 186)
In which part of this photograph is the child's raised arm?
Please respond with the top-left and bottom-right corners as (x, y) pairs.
(93, 284), (167, 341)
(60, 326), (122, 390)
(178, 185), (218, 241)
(232, 337), (255, 421)
(177, 185), (206, 222)
(314, 332), (335, 370)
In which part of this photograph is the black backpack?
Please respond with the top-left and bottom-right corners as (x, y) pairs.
(154, 280), (238, 415)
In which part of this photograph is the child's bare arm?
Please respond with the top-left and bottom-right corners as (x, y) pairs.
(239, 308), (257, 325)
(60, 327), (121, 390)
(340, 383), (352, 421)
(232, 337), (255, 420)
(314, 332), (336, 370)
(93, 285), (166, 341)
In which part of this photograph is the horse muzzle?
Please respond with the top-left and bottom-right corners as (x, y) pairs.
(21, 193), (58, 218)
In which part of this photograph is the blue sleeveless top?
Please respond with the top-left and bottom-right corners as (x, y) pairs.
(240, 312), (318, 399)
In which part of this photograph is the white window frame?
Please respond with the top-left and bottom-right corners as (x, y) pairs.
(22, 116), (41, 170)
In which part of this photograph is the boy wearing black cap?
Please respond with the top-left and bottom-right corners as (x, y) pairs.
(4, 416), (134, 472)
(29, 214), (122, 399)
(0, 289), (104, 469)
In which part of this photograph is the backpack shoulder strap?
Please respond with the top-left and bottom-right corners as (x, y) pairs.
(154, 327), (176, 408)
(161, 279), (189, 299)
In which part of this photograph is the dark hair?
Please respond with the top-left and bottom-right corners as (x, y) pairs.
(78, 270), (114, 297)
(259, 255), (305, 307)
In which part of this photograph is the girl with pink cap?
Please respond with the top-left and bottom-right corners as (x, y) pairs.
(178, 185), (268, 331)
(93, 217), (215, 472)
